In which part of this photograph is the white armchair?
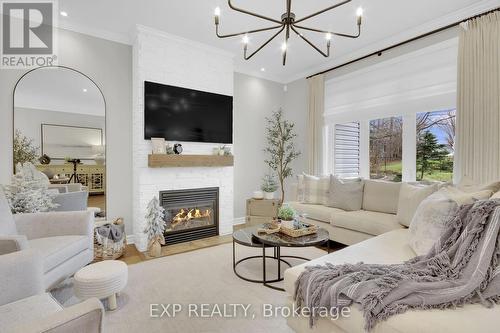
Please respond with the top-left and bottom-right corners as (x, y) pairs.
(0, 189), (94, 290)
(0, 249), (104, 333)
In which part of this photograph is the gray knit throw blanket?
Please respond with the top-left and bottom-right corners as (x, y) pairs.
(294, 199), (500, 331)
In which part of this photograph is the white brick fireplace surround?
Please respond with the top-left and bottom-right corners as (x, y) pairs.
(132, 25), (234, 251)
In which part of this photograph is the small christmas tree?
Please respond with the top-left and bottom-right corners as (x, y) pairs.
(144, 196), (166, 256)
(3, 162), (58, 214)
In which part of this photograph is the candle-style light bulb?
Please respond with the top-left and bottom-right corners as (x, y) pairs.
(214, 7), (220, 25)
(281, 42), (287, 52)
(242, 34), (249, 44)
(356, 7), (363, 25)
(325, 33), (332, 41)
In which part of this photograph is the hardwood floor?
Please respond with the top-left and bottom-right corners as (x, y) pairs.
(118, 224), (343, 266)
(88, 194), (106, 212)
(119, 224), (246, 265)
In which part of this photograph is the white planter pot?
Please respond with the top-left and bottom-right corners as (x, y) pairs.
(263, 192), (275, 200)
(253, 191), (264, 200)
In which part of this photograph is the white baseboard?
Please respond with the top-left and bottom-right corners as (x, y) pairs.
(233, 217), (246, 225)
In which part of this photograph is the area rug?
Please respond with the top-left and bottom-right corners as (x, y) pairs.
(53, 243), (326, 333)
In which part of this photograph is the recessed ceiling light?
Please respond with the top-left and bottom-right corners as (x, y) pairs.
(60, 11), (68, 17)
(82, 88), (88, 92)
(260, 68), (265, 72)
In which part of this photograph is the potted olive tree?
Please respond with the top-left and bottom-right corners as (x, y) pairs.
(264, 109), (300, 204)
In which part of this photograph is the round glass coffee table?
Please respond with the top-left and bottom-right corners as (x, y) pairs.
(232, 225), (330, 291)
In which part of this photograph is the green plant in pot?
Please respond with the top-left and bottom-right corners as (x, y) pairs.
(261, 173), (278, 200)
(278, 205), (297, 229)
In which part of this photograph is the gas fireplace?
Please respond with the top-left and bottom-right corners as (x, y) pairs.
(159, 187), (219, 245)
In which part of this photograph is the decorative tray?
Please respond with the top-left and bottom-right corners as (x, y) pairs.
(279, 222), (318, 237)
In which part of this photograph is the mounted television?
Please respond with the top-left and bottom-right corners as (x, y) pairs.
(144, 81), (233, 144)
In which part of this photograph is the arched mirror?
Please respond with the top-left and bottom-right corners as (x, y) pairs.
(13, 66), (106, 218)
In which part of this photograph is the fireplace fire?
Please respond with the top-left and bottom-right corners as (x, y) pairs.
(160, 187), (219, 245)
(170, 208), (212, 230)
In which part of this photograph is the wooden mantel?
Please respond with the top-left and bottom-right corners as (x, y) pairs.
(148, 154), (234, 168)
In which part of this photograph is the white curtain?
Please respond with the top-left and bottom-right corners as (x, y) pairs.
(454, 12), (500, 184)
(307, 74), (325, 175)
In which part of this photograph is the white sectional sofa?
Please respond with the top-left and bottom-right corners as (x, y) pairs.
(284, 228), (500, 333)
(284, 179), (500, 332)
(288, 179), (405, 245)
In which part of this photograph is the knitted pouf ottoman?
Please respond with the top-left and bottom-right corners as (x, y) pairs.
(74, 260), (128, 310)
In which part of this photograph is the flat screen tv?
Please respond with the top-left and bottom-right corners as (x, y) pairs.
(144, 81), (233, 144)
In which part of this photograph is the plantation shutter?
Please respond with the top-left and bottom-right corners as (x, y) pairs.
(334, 122), (360, 178)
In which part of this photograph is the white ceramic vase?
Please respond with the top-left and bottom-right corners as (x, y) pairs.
(263, 191), (275, 200)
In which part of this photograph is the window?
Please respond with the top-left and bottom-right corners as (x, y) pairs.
(370, 117), (403, 182)
(334, 122), (360, 178)
(416, 109), (456, 181)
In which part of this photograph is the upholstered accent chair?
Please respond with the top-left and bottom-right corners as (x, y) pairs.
(0, 188), (94, 290)
(0, 249), (104, 333)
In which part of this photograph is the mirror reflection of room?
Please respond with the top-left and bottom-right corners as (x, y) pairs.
(13, 67), (106, 218)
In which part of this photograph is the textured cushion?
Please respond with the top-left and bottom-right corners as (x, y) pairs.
(288, 202), (343, 222)
(0, 188), (17, 236)
(327, 176), (364, 211)
(301, 174), (330, 205)
(362, 180), (401, 214)
(331, 210), (403, 236)
(409, 187), (492, 255)
(396, 183), (438, 227)
(28, 235), (89, 273)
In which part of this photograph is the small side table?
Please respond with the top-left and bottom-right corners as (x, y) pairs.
(246, 198), (281, 226)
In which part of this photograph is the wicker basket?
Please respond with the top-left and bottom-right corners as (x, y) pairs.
(93, 218), (126, 261)
(279, 223), (318, 238)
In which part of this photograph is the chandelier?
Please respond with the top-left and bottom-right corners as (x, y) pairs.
(213, 0), (363, 66)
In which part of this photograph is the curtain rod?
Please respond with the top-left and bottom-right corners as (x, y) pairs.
(306, 7), (500, 79)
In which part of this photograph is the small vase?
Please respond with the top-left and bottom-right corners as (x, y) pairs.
(263, 191), (275, 200)
(149, 241), (162, 257)
(253, 191), (264, 199)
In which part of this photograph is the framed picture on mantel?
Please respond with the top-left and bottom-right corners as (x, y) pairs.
(151, 137), (166, 154)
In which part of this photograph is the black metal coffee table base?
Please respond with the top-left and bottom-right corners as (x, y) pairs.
(232, 226), (330, 291)
(261, 245), (311, 291)
(233, 243), (293, 283)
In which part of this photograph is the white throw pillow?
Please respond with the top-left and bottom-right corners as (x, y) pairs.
(302, 174), (330, 205)
(409, 187), (492, 255)
(396, 183), (438, 227)
(327, 176), (364, 211)
(457, 176), (500, 193)
(492, 191), (500, 199)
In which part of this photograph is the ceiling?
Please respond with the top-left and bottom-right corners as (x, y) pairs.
(58, 0), (500, 83)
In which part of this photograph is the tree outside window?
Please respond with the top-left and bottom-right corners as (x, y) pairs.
(370, 117), (403, 182)
(416, 110), (456, 182)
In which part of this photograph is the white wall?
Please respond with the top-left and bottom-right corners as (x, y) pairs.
(132, 26), (235, 251)
(0, 28), (133, 233)
(284, 78), (309, 197)
(233, 73), (284, 220)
